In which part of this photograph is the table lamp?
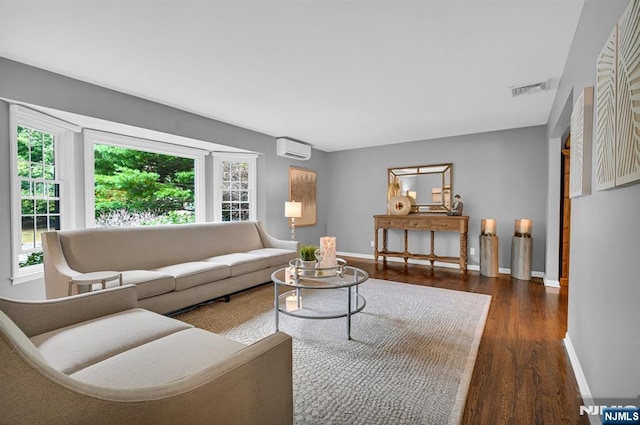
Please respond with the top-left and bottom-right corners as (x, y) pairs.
(284, 201), (302, 240)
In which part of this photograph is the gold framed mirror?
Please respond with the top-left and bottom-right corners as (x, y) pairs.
(387, 163), (452, 213)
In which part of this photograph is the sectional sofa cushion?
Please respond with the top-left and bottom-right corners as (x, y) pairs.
(204, 253), (270, 277)
(153, 262), (231, 291)
(29, 308), (191, 374)
(70, 328), (246, 388)
(120, 270), (176, 298)
(247, 248), (299, 267)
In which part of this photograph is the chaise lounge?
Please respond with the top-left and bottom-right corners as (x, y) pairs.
(0, 285), (293, 425)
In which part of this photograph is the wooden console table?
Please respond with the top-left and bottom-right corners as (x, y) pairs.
(373, 214), (469, 273)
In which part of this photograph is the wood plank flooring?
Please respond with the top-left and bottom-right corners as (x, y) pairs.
(342, 256), (588, 425)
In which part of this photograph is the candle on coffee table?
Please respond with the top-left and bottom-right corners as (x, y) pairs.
(285, 295), (301, 311)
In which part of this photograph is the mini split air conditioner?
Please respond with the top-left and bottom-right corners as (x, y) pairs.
(276, 137), (311, 160)
(510, 80), (550, 97)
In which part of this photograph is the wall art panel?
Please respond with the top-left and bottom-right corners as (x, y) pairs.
(595, 27), (617, 191)
(289, 167), (317, 227)
(616, 0), (640, 186)
(570, 87), (594, 198)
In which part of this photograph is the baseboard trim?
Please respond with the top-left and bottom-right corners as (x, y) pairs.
(543, 277), (561, 288)
(337, 251), (544, 277)
(564, 333), (600, 425)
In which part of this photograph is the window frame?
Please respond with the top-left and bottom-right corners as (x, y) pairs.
(9, 105), (79, 284)
(83, 129), (207, 228)
(212, 154), (258, 222)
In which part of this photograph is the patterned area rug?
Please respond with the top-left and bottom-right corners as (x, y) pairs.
(175, 279), (491, 425)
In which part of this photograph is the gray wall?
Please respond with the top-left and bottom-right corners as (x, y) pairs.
(326, 126), (549, 272)
(264, 146), (329, 246)
(0, 58), (329, 298)
(547, 0), (639, 402)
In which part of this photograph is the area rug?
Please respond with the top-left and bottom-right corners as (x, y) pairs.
(175, 279), (491, 425)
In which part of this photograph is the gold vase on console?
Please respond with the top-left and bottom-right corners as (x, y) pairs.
(386, 176), (401, 214)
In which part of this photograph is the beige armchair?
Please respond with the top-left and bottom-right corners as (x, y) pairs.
(0, 286), (293, 425)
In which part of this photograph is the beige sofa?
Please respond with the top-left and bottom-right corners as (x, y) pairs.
(0, 285), (293, 425)
(43, 221), (298, 314)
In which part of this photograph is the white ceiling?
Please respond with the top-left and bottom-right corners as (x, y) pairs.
(0, 0), (585, 152)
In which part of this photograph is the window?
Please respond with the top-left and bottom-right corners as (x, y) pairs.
(84, 130), (206, 228)
(10, 106), (77, 283)
(213, 155), (257, 222)
(93, 144), (196, 227)
(17, 126), (61, 265)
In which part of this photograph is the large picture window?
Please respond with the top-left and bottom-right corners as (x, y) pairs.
(93, 144), (196, 227)
(84, 130), (206, 228)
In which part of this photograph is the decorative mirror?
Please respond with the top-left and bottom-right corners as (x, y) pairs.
(387, 163), (452, 214)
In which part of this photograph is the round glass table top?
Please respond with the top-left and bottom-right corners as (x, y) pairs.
(271, 265), (368, 290)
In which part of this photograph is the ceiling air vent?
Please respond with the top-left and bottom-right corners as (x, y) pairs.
(276, 137), (311, 161)
(510, 80), (549, 97)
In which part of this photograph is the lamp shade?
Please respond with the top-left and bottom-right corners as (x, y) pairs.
(284, 201), (302, 218)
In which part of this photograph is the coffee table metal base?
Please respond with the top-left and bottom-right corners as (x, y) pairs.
(275, 286), (366, 340)
(272, 263), (368, 340)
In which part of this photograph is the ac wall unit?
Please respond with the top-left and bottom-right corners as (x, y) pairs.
(276, 137), (311, 160)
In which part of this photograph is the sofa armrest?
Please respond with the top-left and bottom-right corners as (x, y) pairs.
(0, 285), (139, 338)
(256, 221), (300, 252)
(1, 330), (293, 425)
(42, 230), (82, 299)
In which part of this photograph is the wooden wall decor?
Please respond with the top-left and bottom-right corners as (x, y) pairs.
(289, 167), (317, 227)
(595, 27), (617, 191)
(616, 0), (640, 186)
(595, 0), (640, 190)
(570, 87), (593, 198)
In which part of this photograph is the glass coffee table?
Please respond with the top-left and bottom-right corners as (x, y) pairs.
(271, 259), (369, 340)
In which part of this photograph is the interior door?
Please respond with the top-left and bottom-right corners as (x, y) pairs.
(560, 136), (571, 287)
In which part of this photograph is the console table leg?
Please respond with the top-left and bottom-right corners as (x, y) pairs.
(382, 229), (388, 265)
(374, 227), (379, 262)
(460, 232), (468, 274)
(430, 231), (435, 267)
(403, 230), (408, 267)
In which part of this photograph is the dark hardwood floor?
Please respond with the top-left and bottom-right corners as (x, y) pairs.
(342, 256), (588, 425)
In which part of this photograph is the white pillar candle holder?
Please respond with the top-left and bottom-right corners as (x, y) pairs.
(285, 295), (301, 312)
(514, 219), (532, 237)
(511, 236), (532, 281)
(319, 236), (337, 267)
(511, 219), (532, 280)
(481, 218), (497, 236)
